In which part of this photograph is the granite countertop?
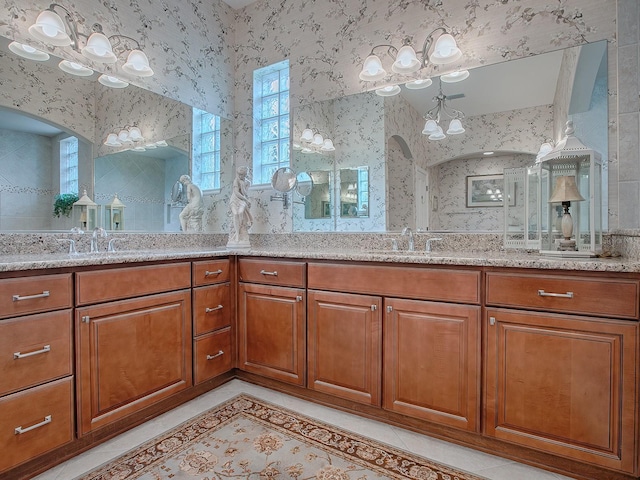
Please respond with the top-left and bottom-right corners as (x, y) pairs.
(0, 246), (636, 273)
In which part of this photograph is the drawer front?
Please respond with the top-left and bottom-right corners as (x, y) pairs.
(193, 283), (231, 335)
(0, 377), (74, 473)
(0, 310), (73, 397)
(76, 262), (191, 305)
(239, 258), (306, 287)
(0, 274), (72, 319)
(308, 263), (480, 304)
(194, 327), (232, 384)
(486, 272), (640, 319)
(193, 259), (230, 286)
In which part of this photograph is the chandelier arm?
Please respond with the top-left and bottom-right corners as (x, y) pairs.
(108, 34), (142, 55)
(48, 3), (80, 51)
(417, 27), (447, 68)
(369, 44), (398, 59)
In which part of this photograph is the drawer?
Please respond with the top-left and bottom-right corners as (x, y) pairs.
(193, 283), (231, 336)
(239, 258), (306, 288)
(194, 327), (232, 385)
(486, 271), (640, 319)
(0, 310), (73, 397)
(76, 262), (191, 305)
(308, 263), (480, 304)
(0, 377), (74, 473)
(193, 259), (230, 286)
(0, 274), (72, 320)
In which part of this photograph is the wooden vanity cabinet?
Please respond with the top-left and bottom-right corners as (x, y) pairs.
(75, 263), (192, 436)
(0, 273), (74, 474)
(307, 290), (382, 405)
(485, 270), (640, 474)
(192, 259), (233, 384)
(237, 258), (306, 386)
(307, 262), (481, 429)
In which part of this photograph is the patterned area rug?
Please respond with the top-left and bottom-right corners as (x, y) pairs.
(77, 394), (488, 480)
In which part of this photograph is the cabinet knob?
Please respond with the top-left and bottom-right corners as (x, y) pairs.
(386, 305), (393, 313)
(489, 316), (496, 326)
(371, 304), (377, 311)
(296, 295), (303, 302)
(81, 315), (90, 323)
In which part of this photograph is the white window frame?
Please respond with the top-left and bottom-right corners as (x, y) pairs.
(252, 59), (290, 186)
(192, 108), (221, 192)
(59, 135), (78, 194)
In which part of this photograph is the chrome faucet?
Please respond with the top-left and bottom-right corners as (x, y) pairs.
(91, 227), (108, 253)
(425, 237), (443, 253)
(402, 227), (414, 251)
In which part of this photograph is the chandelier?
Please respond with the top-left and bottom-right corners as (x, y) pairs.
(359, 27), (463, 95)
(421, 80), (465, 140)
(8, 3), (153, 89)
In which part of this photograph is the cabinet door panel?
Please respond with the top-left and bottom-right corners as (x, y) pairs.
(238, 283), (305, 385)
(76, 290), (192, 435)
(308, 290), (381, 405)
(384, 299), (480, 431)
(485, 308), (637, 473)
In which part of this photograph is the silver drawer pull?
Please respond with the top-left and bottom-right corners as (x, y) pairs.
(296, 295), (303, 302)
(260, 270), (278, 276)
(14, 344), (51, 359)
(13, 290), (50, 302)
(205, 305), (224, 313)
(15, 415), (52, 435)
(206, 350), (224, 360)
(538, 289), (574, 299)
(205, 269), (223, 277)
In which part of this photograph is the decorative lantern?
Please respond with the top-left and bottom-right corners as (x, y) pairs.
(72, 188), (99, 231)
(537, 121), (602, 257)
(503, 165), (540, 249)
(104, 193), (126, 230)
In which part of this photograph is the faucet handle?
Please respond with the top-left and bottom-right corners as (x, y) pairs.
(425, 237), (443, 253)
(107, 238), (122, 253)
(57, 238), (77, 255)
(386, 238), (399, 251)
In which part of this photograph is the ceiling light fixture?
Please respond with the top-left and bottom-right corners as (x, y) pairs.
(440, 69), (469, 83)
(359, 27), (463, 85)
(58, 59), (93, 76)
(8, 41), (50, 61)
(421, 79), (465, 140)
(22, 3), (154, 87)
(375, 85), (401, 97)
(404, 78), (433, 90)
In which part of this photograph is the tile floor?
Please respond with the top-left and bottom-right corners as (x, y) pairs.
(34, 380), (575, 480)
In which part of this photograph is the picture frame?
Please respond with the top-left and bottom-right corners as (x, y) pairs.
(466, 174), (513, 207)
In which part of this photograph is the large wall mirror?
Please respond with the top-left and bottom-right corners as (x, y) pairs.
(0, 35), (231, 233)
(291, 40), (608, 233)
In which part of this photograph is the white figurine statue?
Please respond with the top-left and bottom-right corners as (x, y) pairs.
(179, 175), (204, 232)
(227, 166), (253, 248)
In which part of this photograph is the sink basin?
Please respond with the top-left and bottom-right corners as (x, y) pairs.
(363, 249), (431, 256)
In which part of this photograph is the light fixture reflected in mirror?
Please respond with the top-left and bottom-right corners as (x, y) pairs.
(441, 69), (469, 83)
(98, 74), (129, 88)
(405, 78), (432, 89)
(421, 79), (465, 140)
(375, 85), (401, 97)
(103, 125), (145, 146)
(297, 126), (335, 153)
(8, 41), (50, 61)
(58, 59), (93, 76)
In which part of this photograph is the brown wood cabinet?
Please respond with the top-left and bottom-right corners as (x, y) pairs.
(307, 290), (382, 405)
(75, 263), (193, 436)
(238, 282), (306, 386)
(485, 285), (639, 473)
(384, 298), (481, 432)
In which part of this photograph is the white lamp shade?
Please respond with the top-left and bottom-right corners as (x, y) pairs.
(8, 41), (50, 61)
(441, 69), (469, 83)
(300, 128), (314, 142)
(117, 129), (132, 144)
(375, 85), (401, 96)
(122, 49), (154, 77)
(104, 133), (121, 146)
(430, 33), (462, 65)
(428, 126), (446, 140)
(391, 45), (420, 74)
(359, 54), (386, 81)
(98, 74), (129, 88)
(321, 139), (335, 151)
(405, 78), (432, 89)
(446, 118), (465, 135)
(29, 10), (71, 46)
(58, 60), (94, 76)
(422, 119), (439, 135)
(128, 126), (143, 141)
(312, 133), (324, 146)
(82, 32), (117, 63)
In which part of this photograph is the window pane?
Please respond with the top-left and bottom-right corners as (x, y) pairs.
(262, 72), (279, 96)
(261, 141), (279, 164)
(280, 68), (290, 91)
(261, 95), (279, 119)
(279, 115), (289, 138)
(279, 93), (289, 115)
(279, 139), (290, 165)
(261, 118), (279, 141)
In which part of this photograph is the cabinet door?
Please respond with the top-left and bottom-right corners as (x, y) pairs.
(76, 290), (192, 435)
(238, 283), (305, 386)
(485, 308), (637, 473)
(383, 298), (481, 432)
(308, 290), (381, 405)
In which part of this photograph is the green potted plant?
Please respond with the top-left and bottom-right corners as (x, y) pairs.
(53, 193), (79, 218)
